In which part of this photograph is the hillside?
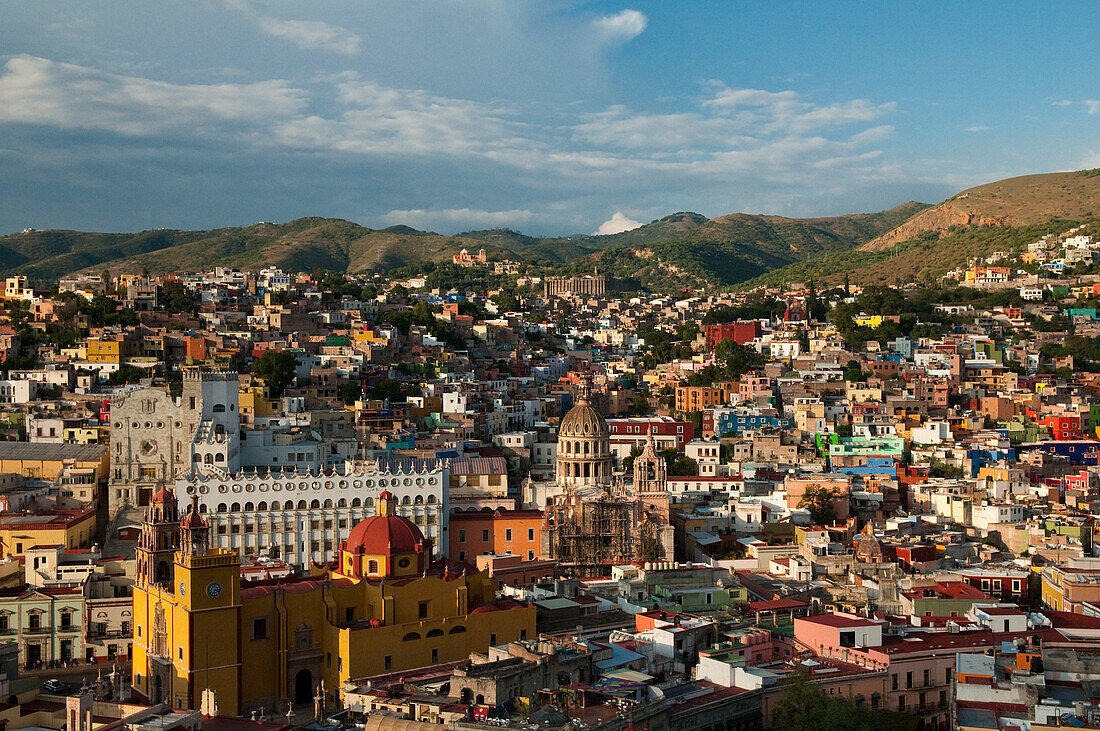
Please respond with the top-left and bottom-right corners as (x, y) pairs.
(862, 170), (1100, 252)
(2, 205), (925, 288)
(558, 203), (929, 290)
(741, 169), (1100, 288)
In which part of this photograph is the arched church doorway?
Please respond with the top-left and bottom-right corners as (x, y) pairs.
(294, 669), (313, 705)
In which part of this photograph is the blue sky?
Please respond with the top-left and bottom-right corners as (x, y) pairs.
(1, 1), (1098, 236)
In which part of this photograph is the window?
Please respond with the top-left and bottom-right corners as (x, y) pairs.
(252, 617), (268, 640)
(345, 607), (355, 623)
(528, 551), (535, 560)
(528, 528), (535, 541)
(906, 671), (912, 689)
(520, 629), (527, 640)
(459, 529), (466, 543)
(384, 655), (392, 671)
(431, 648), (438, 663)
(891, 674), (898, 691)
(28, 614), (40, 630)
(482, 529), (489, 542)
(505, 529), (513, 541)
(178, 647), (184, 660)
(923, 668), (930, 687)
(419, 602), (429, 620)
(367, 560), (378, 574)
(489, 633), (497, 646)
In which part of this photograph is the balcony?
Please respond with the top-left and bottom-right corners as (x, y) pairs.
(24, 625), (52, 635)
(88, 629), (128, 640)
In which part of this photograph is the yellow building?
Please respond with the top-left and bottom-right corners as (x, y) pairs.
(131, 490), (534, 715)
(351, 324), (390, 344)
(87, 338), (121, 363)
(852, 314), (884, 328)
(0, 509), (96, 557)
(0, 442), (109, 481)
(238, 381), (280, 419)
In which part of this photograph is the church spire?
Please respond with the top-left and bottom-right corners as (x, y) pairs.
(180, 493), (209, 559)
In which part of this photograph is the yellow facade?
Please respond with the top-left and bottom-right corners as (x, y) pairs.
(0, 510), (96, 557)
(352, 326), (389, 344)
(131, 548), (242, 712)
(238, 383), (280, 418)
(86, 339), (121, 363)
(132, 500), (534, 715)
(853, 315), (884, 328)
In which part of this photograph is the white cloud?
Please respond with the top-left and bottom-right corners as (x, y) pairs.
(1052, 99), (1074, 106)
(595, 212), (643, 235)
(253, 17), (362, 55)
(1081, 150), (1100, 169)
(0, 55), (305, 135)
(1086, 100), (1100, 115)
(592, 9), (647, 42)
(703, 85), (894, 134)
(963, 125), (990, 132)
(380, 207), (537, 231)
(273, 76), (529, 159)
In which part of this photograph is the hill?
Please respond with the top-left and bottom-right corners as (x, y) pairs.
(2, 205), (925, 289)
(861, 170), (1100, 252)
(744, 169), (1100, 288)
(557, 203), (929, 290)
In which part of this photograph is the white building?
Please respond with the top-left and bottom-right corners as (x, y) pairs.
(0, 379), (36, 404)
(175, 457), (449, 567)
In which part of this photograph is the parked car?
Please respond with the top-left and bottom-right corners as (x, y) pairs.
(42, 679), (66, 694)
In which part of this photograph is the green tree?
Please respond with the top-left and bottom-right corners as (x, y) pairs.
(253, 350), (297, 397)
(338, 381), (363, 405)
(798, 484), (838, 524)
(368, 377), (405, 402)
(772, 673), (916, 731)
(162, 280), (194, 313)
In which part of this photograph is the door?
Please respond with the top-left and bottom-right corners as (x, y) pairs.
(294, 669), (313, 705)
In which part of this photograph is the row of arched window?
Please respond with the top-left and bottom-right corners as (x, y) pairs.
(402, 626), (465, 641)
(208, 494), (437, 513)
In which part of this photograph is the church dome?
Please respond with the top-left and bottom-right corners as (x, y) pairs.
(344, 513), (425, 557)
(152, 486), (174, 503)
(559, 397), (609, 439)
(855, 522), (883, 563)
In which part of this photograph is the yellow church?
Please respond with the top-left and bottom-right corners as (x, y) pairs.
(131, 489), (534, 715)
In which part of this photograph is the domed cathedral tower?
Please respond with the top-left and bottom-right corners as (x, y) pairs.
(132, 486), (243, 711)
(631, 432), (675, 561)
(136, 488), (181, 586)
(632, 431), (669, 522)
(334, 491), (432, 580)
(180, 493), (209, 559)
(555, 391), (614, 490)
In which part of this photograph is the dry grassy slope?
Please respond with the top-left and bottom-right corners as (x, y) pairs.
(86, 219), (493, 274)
(861, 171), (1100, 252)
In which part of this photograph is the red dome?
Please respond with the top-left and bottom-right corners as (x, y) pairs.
(378, 490), (395, 501)
(181, 508), (207, 529)
(152, 487), (174, 503)
(344, 513), (424, 556)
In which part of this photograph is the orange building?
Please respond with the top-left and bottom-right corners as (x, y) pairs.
(449, 508), (544, 563)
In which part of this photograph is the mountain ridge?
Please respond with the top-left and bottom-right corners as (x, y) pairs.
(2, 204), (928, 287)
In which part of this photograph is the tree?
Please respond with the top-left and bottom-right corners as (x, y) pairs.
(368, 377), (404, 402)
(253, 350), (297, 397)
(338, 381), (363, 405)
(107, 363), (150, 385)
(163, 280), (194, 313)
(661, 448), (698, 477)
(772, 673), (916, 731)
(798, 484), (838, 524)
